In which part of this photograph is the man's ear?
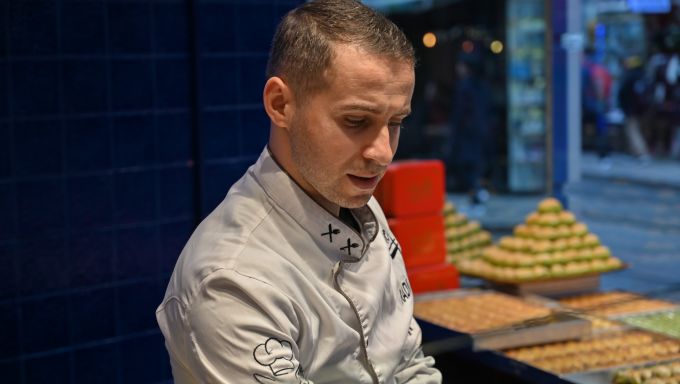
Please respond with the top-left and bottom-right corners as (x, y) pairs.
(263, 76), (294, 130)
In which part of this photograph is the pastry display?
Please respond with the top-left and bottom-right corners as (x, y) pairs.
(504, 331), (680, 374)
(457, 197), (625, 282)
(561, 291), (643, 309)
(443, 202), (493, 264)
(560, 292), (678, 317)
(614, 361), (680, 384)
(621, 309), (680, 339)
(414, 291), (551, 333)
(578, 314), (625, 334)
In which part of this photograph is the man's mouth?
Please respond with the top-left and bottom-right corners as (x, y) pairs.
(347, 174), (381, 190)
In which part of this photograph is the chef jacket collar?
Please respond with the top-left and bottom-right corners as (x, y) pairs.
(253, 147), (378, 261)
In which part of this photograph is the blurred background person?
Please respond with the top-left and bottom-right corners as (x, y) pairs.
(448, 53), (492, 206)
(582, 47), (613, 161)
(645, 27), (680, 159)
(618, 55), (651, 160)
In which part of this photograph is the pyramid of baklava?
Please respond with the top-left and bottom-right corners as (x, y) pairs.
(457, 198), (624, 282)
(443, 202), (492, 265)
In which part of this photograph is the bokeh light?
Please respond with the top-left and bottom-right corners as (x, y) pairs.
(423, 32), (437, 48)
(490, 40), (504, 54)
(462, 40), (474, 53)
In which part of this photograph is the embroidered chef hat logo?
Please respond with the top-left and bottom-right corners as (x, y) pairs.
(253, 338), (295, 376)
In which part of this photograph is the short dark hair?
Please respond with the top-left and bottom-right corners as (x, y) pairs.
(266, 0), (415, 96)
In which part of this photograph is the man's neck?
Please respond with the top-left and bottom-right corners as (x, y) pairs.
(338, 207), (360, 232)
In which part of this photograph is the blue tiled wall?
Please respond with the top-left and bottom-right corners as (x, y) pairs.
(0, 0), (302, 382)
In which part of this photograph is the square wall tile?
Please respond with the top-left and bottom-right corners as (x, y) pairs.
(25, 353), (71, 384)
(111, 60), (153, 111)
(0, 62), (7, 119)
(238, 56), (267, 105)
(13, 120), (62, 177)
(159, 166), (193, 220)
(61, 1), (106, 54)
(21, 295), (70, 354)
(0, 3), (6, 58)
(154, 2), (188, 53)
(0, 182), (16, 241)
(117, 280), (161, 334)
(64, 117), (111, 172)
(114, 170), (156, 225)
(17, 237), (68, 295)
(67, 175), (113, 230)
(113, 114), (156, 168)
(73, 344), (117, 384)
(70, 287), (115, 344)
(0, 242), (17, 300)
(156, 113), (192, 164)
(120, 333), (168, 383)
(0, 303), (18, 359)
(10, 60), (59, 117)
(116, 226), (158, 280)
(69, 230), (114, 287)
(8, 0), (57, 55)
(201, 161), (250, 216)
(197, 2), (236, 53)
(199, 58), (239, 107)
(62, 59), (107, 114)
(0, 361), (20, 384)
(17, 179), (65, 236)
(0, 122), (10, 178)
(239, 109), (269, 157)
(235, 3), (275, 52)
(160, 220), (193, 273)
(201, 110), (239, 160)
(107, 2), (152, 54)
(155, 58), (190, 109)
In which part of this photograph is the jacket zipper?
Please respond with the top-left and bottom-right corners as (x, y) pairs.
(333, 261), (380, 384)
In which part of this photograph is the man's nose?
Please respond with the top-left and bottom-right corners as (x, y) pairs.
(363, 125), (394, 166)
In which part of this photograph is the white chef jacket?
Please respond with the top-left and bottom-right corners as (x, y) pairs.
(156, 147), (442, 384)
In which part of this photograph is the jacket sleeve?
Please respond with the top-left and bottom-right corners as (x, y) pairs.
(157, 269), (313, 384)
(394, 317), (443, 384)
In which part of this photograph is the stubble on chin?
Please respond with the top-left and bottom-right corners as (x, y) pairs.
(335, 192), (372, 209)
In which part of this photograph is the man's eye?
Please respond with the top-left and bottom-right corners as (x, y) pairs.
(345, 118), (366, 127)
(389, 121), (403, 130)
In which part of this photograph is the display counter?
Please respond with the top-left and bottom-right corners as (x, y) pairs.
(416, 289), (680, 384)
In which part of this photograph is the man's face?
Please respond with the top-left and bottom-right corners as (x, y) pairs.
(287, 44), (415, 214)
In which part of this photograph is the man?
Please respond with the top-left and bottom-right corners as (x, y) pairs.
(581, 47), (613, 160)
(449, 54), (492, 206)
(156, 1), (442, 383)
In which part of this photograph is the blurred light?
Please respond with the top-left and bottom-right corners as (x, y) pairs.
(462, 40), (474, 53)
(490, 40), (504, 54)
(423, 32), (437, 48)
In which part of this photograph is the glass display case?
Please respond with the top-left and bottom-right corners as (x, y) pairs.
(506, 0), (548, 192)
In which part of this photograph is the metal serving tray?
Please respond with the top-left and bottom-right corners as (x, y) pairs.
(415, 289), (591, 352)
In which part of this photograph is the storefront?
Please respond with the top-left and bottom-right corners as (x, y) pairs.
(377, 0), (583, 197)
(367, 1), (680, 383)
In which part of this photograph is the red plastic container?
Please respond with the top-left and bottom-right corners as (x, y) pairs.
(388, 215), (446, 269)
(374, 160), (445, 218)
(407, 263), (460, 294)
